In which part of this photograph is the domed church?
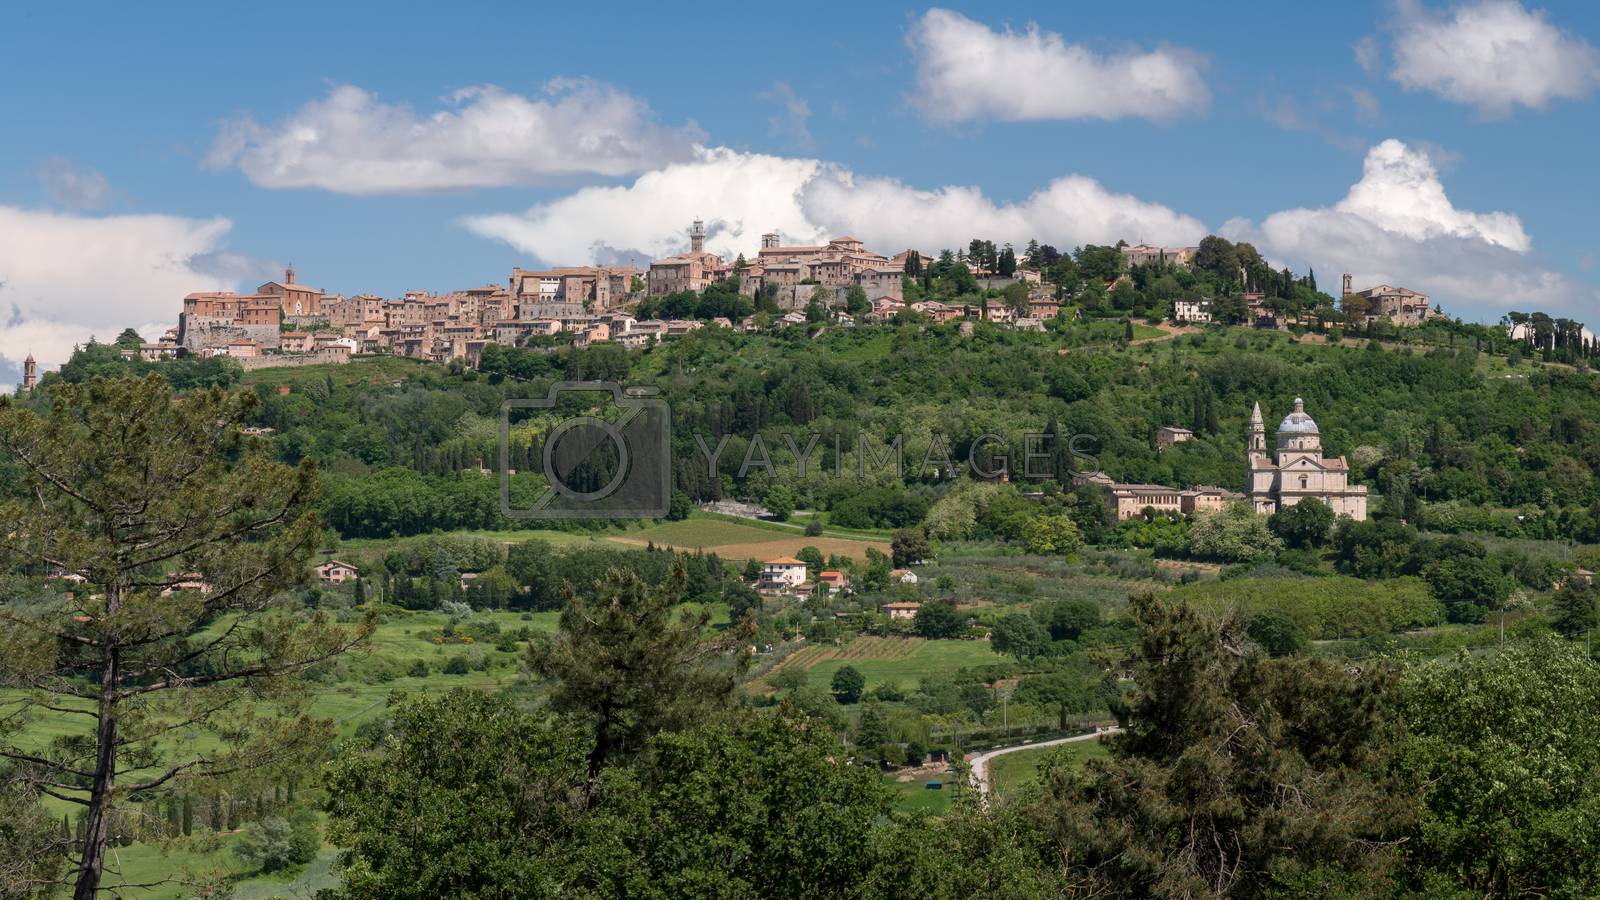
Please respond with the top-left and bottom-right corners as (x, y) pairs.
(1245, 398), (1368, 520)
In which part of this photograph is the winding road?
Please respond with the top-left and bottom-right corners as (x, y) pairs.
(966, 727), (1122, 797)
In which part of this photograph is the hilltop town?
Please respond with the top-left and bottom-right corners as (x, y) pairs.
(65, 223), (1443, 383)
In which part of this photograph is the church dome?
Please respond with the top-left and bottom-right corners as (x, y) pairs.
(1277, 398), (1319, 434)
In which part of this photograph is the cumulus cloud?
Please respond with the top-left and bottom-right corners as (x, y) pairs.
(0, 207), (242, 388)
(1222, 139), (1595, 320)
(37, 157), (112, 211)
(461, 146), (1205, 264)
(906, 8), (1209, 124)
(206, 80), (703, 194)
(1388, 0), (1600, 114)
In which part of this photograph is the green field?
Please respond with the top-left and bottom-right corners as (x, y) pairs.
(776, 636), (1006, 692)
(886, 770), (964, 815)
(988, 738), (1112, 799)
(91, 832), (341, 899)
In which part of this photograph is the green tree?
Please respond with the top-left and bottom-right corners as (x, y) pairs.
(1397, 638), (1600, 896)
(1021, 514), (1082, 555)
(845, 285), (870, 316)
(1034, 598), (1100, 642)
(1032, 594), (1409, 896)
(233, 810), (319, 874)
(763, 485), (796, 522)
(796, 545), (825, 573)
(1244, 608), (1307, 656)
(890, 528), (930, 568)
(990, 612), (1050, 660)
(855, 700), (890, 753)
(1188, 502), (1283, 563)
(914, 599), (964, 639)
(0, 376), (367, 900)
(1550, 581), (1598, 639)
(525, 566), (751, 784)
(831, 665), (866, 704)
(805, 286), (829, 323)
(0, 774), (63, 898)
(1267, 499), (1336, 549)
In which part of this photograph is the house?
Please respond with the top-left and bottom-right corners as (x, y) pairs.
(1013, 317), (1045, 332)
(817, 570), (850, 593)
(1156, 426), (1194, 451)
(759, 557), (808, 591)
(983, 300), (1016, 324)
(1028, 298), (1060, 319)
(1121, 244), (1197, 269)
(884, 600), (922, 620)
(889, 568), (918, 585)
(1173, 299), (1212, 323)
(314, 560), (359, 583)
(159, 574), (213, 597)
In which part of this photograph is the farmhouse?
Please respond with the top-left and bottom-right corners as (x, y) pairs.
(884, 601), (922, 620)
(759, 557), (808, 591)
(314, 560), (359, 583)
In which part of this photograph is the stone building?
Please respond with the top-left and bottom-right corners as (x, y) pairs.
(21, 353), (36, 392)
(1120, 244), (1197, 269)
(1347, 278), (1435, 326)
(1245, 399), (1367, 520)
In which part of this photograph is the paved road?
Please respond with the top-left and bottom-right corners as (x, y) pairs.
(966, 727), (1122, 797)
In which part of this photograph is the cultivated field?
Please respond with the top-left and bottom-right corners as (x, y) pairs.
(610, 518), (890, 561)
(769, 635), (1006, 691)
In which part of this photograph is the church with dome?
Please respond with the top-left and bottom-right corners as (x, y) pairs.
(1246, 398), (1368, 521)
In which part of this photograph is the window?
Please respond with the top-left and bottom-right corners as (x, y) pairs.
(1299, 475), (1308, 489)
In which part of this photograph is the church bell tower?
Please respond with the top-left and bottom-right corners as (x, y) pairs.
(1247, 401), (1266, 453)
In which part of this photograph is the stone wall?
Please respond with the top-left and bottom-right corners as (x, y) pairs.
(178, 314), (281, 351)
(235, 349), (352, 371)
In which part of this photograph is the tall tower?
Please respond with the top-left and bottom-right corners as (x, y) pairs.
(1341, 272), (1352, 295)
(690, 219), (705, 255)
(285, 265), (296, 285)
(22, 353), (37, 393)
(1247, 401), (1266, 453)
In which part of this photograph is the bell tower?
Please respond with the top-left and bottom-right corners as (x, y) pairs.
(690, 219), (705, 255)
(22, 352), (37, 393)
(1247, 401), (1266, 453)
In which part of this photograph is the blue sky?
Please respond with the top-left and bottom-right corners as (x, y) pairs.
(2, 0), (1599, 378)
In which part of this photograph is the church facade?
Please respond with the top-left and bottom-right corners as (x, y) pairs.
(1245, 398), (1367, 521)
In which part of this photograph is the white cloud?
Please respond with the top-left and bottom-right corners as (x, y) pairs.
(906, 8), (1209, 124)
(1389, 0), (1600, 114)
(1222, 139), (1596, 320)
(0, 207), (241, 387)
(37, 157), (111, 211)
(461, 145), (1205, 264)
(800, 169), (1205, 253)
(206, 80), (703, 194)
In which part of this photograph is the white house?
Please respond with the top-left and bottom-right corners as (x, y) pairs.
(1174, 299), (1212, 323)
(889, 568), (919, 585)
(759, 557), (808, 591)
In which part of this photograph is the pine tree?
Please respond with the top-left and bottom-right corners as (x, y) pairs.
(0, 376), (370, 899)
(526, 566), (753, 792)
